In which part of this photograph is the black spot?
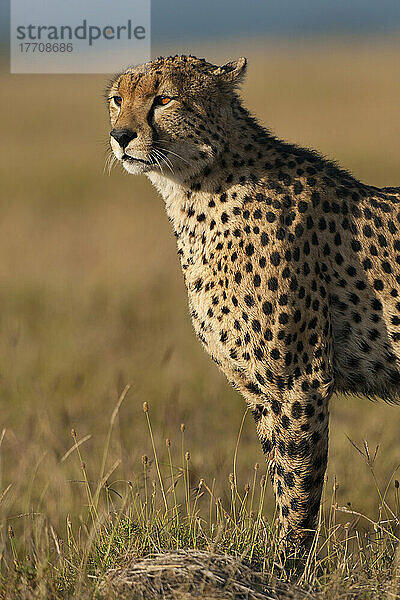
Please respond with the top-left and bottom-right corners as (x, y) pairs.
(298, 201), (308, 213)
(291, 402), (302, 418)
(194, 278), (203, 292)
(244, 295), (255, 307)
(293, 181), (303, 194)
(271, 399), (281, 415)
(251, 366), (266, 386)
(284, 472), (295, 488)
(262, 438), (273, 454)
(363, 225), (373, 237)
(268, 277), (278, 291)
(245, 243), (254, 256)
(262, 301), (273, 315)
(270, 252), (281, 266)
(373, 279), (384, 291)
(264, 328), (273, 341)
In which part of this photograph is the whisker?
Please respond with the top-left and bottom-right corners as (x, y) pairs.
(103, 151), (117, 175)
(150, 150), (164, 175)
(152, 148), (172, 171)
(108, 155), (117, 175)
(152, 148), (174, 173)
(154, 145), (191, 165)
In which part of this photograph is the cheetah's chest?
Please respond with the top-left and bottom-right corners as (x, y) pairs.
(178, 234), (249, 377)
(161, 186), (239, 369)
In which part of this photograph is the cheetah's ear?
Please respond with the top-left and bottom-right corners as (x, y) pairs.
(212, 57), (247, 85)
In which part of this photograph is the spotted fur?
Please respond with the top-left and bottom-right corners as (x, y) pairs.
(107, 55), (400, 543)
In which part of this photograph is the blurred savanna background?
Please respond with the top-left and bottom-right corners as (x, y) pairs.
(1, 0), (400, 581)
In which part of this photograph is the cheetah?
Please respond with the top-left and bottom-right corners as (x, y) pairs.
(106, 55), (400, 543)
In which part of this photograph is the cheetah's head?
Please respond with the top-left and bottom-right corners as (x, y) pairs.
(106, 55), (247, 178)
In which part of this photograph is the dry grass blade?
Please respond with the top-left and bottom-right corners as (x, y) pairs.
(0, 484), (12, 505)
(98, 459), (122, 492)
(94, 385), (131, 510)
(111, 384), (131, 427)
(335, 505), (399, 540)
(0, 429), (5, 450)
(61, 434), (92, 463)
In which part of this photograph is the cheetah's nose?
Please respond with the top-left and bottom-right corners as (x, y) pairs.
(110, 128), (137, 149)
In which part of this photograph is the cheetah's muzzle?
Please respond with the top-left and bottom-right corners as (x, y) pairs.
(107, 54), (400, 546)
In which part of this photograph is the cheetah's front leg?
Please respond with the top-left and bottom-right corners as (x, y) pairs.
(253, 385), (331, 545)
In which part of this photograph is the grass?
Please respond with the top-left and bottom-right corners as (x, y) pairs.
(1, 36), (400, 597)
(2, 397), (400, 598)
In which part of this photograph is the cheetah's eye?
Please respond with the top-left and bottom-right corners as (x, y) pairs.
(154, 95), (173, 107)
(111, 96), (122, 107)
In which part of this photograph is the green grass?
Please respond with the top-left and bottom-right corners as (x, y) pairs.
(2, 397), (400, 598)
